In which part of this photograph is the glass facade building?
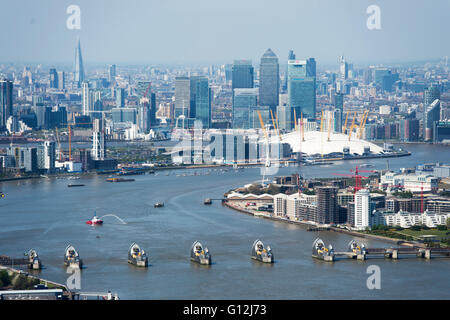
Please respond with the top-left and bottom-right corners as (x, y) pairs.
(232, 60), (254, 90)
(287, 60), (316, 120)
(232, 88), (258, 129)
(259, 48), (279, 113)
(195, 77), (211, 129)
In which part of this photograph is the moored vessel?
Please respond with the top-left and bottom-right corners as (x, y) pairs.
(203, 198), (212, 205)
(251, 239), (274, 263)
(128, 243), (148, 267)
(64, 245), (83, 268)
(190, 241), (211, 265)
(154, 202), (164, 208)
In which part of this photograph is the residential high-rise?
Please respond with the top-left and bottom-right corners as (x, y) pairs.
(283, 50), (296, 92)
(232, 60), (254, 90)
(38, 141), (56, 172)
(82, 82), (90, 115)
(287, 60), (316, 120)
(232, 88), (258, 129)
(354, 189), (371, 230)
(316, 186), (339, 224)
(0, 79), (13, 130)
(174, 76), (190, 118)
(259, 48), (279, 114)
(49, 68), (58, 88)
(195, 77), (211, 128)
(423, 99), (441, 141)
(92, 118), (105, 160)
(74, 37), (85, 88)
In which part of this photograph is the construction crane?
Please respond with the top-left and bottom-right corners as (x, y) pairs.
(358, 110), (369, 139)
(348, 111), (357, 141)
(332, 165), (377, 193)
(301, 112), (305, 141)
(257, 110), (268, 141)
(55, 127), (62, 161)
(293, 108), (297, 131)
(272, 109), (282, 141)
(342, 111), (349, 134)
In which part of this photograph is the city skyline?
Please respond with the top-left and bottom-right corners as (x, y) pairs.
(0, 0), (449, 65)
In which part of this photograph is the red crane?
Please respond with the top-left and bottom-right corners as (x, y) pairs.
(332, 165), (377, 193)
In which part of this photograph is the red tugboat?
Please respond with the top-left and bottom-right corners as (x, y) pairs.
(86, 212), (103, 225)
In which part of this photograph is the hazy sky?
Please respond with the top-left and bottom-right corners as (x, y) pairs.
(0, 0), (449, 66)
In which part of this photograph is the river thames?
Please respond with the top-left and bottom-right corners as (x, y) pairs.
(1, 144), (449, 299)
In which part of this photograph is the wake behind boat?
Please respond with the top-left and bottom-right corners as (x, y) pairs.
(128, 243), (148, 267)
(190, 241), (211, 265)
(64, 245), (83, 268)
(251, 239), (274, 263)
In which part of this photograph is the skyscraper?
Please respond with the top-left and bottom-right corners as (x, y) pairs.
(283, 50), (296, 92)
(232, 88), (258, 129)
(339, 56), (348, 80)
(92, 118), (105, 160)
(287, 60), (316, 120)
(0, 79), (13, 130)
(108, 64), (116, 83)
(82, 82), (90, 115)
(57, 71), (65, 90)
(174, 76), (190, 118)
(116, 87), (125, 107)
(259, 48), (279, 114)
(195, 77), (211, 128)
(74, 37), (85, 88)
(316, 186), (339, 224)
(423, 99), (441, 141)
(354, 189), (370, 230)
(49, 68), (58, 88)
(232, 60), (254, 90)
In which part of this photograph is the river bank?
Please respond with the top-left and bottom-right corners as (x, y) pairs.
(222, 200), (418, 246)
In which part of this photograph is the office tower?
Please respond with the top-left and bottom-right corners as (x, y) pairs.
(0, 79), (13, 130)
(259, 48), (279, 114)
(373, 68), (391, 85)
(276, 105), (292, 131)
(116, 87), (125, 107)
(424, 86), (440, 106)
(92, 118), (105, 160)
(57, 71), (65, 90)
(354, 189), (370, 230)
(283, 50), (296, 92)
(174, 76), (190, 118)
(49, 68), (58, 88)
(306, 58), (316, 78)
(195, 77), (211, 128)
(232, 60), (254, 90)
(74, 37), (85, 88)
(82, 82), (102, 117)
(189, 76), (202, 119)
(334, 92), (344, 109)
(339, 56), (348, 80)
(423, 99), (441, 141)
(287, 60), (316, 120)
(333, 108), (342, 133)
(232, 88), (258, 129)
(252, 106), (270, 129)
(316, 186), (338, 224)
(225, 64), (233, 82)
(108, 64), (116, 82)
(138, 98), (150, 133)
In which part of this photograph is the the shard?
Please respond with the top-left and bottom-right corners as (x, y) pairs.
(74, 37), (85, 88)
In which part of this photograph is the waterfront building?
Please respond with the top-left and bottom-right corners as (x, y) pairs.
(232, 60), (254, 90)
(354, 189), (371, 230)
(232, 88), (258, 129)
(37, 141), (56, 172)
(372, 210), (449, 229)
(379, 171), (439, 193)
(316, 186), (339, 224)
(399, 119), (420, 141)
(0, 79), (13, 130)
(433, 121), (450, 143)
(92, 118), (106, 160)
(423, 99), (440, 141)
(259, 48), (279, 114)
